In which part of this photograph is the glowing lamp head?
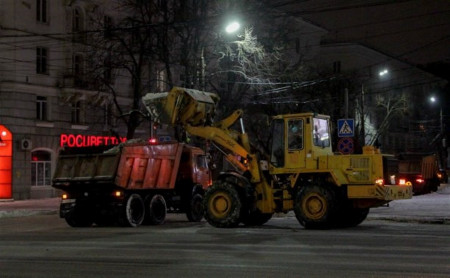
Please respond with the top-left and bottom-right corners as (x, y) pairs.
(225, 21), (240, 33)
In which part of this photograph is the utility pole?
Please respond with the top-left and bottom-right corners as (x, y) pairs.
(360, 84), (365, 146)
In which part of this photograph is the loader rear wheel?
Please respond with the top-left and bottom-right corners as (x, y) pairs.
(294, 185), (337, 229)
(204, 181), (241, 228)
(119, 194), (145, 227)
(145, 194), (167, 225)
(186, 193), (204, 222)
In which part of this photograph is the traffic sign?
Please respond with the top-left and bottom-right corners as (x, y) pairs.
(337, 137), (354, 154)
(337, 119), (354, 137)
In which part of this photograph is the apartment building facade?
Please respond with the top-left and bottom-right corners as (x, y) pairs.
(0, 0), (142, 200)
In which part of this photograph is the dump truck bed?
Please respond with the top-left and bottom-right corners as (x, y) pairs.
(53, 142), (185, 190)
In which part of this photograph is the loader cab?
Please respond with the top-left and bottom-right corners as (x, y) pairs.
(269, 113), (332, 170)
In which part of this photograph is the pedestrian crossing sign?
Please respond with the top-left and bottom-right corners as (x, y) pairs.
(337, 119), (354, 137)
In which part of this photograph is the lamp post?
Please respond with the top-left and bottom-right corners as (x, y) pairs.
(429, 96), (444, 135)
(359, 68), (389, 147)
(223, 21), (240, 95)
(429, 95), (446, 170)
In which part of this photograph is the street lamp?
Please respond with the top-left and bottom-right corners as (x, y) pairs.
(359, 68), (390, 147)
(225, 21), (240, 34)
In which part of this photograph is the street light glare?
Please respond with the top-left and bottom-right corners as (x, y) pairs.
(225, 21), (240, 33)
(379, 69), (389, 77)
(430, 96), (436, 102)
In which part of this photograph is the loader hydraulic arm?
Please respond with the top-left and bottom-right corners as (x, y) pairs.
(142, 87), (261, 183)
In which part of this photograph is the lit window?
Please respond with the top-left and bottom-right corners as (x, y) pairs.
(31, 150), (51, 186)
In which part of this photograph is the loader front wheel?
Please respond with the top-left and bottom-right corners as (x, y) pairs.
(294, 185), (337, 229)
(204, 181), (241, 228)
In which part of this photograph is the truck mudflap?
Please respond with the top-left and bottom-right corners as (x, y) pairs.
(347, 184), (413, 200)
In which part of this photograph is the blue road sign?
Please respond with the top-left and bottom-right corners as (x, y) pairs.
(337, 119), (354, 137)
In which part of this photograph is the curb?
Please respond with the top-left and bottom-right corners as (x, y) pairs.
(367, 215), (450, 225)
(0, 210), (57, 219)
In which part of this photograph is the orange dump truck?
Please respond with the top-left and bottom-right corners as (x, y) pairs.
(52, 141), (211, 227)
(397, 153), (441, 195)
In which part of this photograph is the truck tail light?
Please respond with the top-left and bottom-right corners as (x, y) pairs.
(415, 178), (425, 184)
(149, 138), (157, 144)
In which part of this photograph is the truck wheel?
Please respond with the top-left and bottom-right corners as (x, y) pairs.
(294, 185), (337, 229)
(119, 194), (145, 227)
(145, 194), (167, 225)
(186, 193), (204, 222)
(241, 210), (273, 226)
(65, 206), (94, 228)
(203, 181), (241, 228)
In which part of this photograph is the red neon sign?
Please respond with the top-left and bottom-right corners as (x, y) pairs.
(0, 125), (12, 199)
(60, 134), (126, 148)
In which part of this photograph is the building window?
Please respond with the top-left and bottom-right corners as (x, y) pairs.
(104, 15), (113, 38)
(104, 103), (116, 129)
(72, 8), (86, 42)
(71, 101), (84, 124)
(36, 96), (47, 120)
(295, 38), (300, 54)
(31, 150), (51, 186)
(333, 61), (341, 73)
(73, 9), (81, 32)
(73, 54), (84, 87)
(36, 0), (47, 23)
(104, 55), (112, 84)
(36, 47), (48, 74)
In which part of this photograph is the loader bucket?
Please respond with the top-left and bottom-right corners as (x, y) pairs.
(142, 87), (219, 127)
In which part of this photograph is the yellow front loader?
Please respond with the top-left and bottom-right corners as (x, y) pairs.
(142, 87), (412, 229)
